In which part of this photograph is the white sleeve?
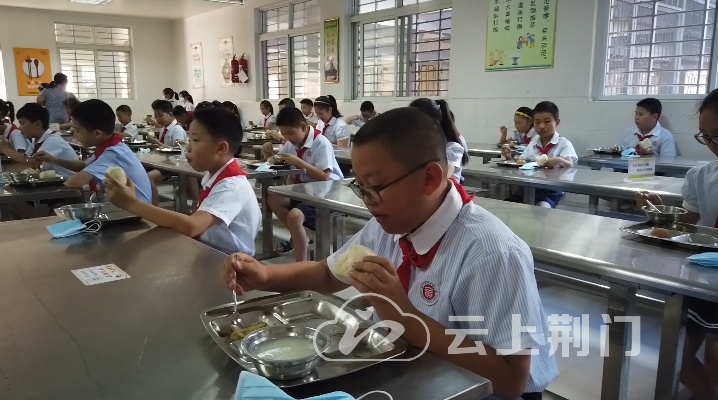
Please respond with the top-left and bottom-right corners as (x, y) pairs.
(186, 103), (195, 112)
(682, 167), (700, 213)
(446, 142), (464, 168)
(173, 127), (188, 143)
(315, 119), (325, 132)
(278, 141), (292, 154)
(126, 124), (139, 138)
(268, 115), (277, 125)
(326, 220), (380, 283)
(334, 123), (350, 141)
(557, 139), (579, 163)
(197, 180), (243, 225)
(659, 130), (677, 157)
(311, 138), (333, 171)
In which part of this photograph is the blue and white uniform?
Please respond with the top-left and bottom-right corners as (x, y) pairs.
(278, 129), (344, 183)
(30, 129), (78, 178)
(511, 127), (537, 145)
(159, 120), (187, 146)
(620, 122), (676, 156)
(518, 132), (578, 164)
(120, 121), (139, 139)
(316, 117), (350, 145)
(3, 124), (30, 152)
(83, 141), (152, 204)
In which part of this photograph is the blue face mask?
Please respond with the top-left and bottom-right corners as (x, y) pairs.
(689, 253), (718, 267)
(47, 219), (101, 238)
(621, 148), (638, 158)
(234, 372), (392, 400)
(255, 162), (277, 173)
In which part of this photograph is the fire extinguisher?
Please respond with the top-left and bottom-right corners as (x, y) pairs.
(231, 54), (240, 83)
(238, 53), (249, 83)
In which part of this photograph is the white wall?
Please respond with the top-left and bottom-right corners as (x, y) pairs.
(0, 6), (176, 117)
(174, 0), (714, 158)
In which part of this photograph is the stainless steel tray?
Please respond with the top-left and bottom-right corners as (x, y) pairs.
(200, 291), (407, 387)
(591, 148), (623, 155)
(5, 176), (67, 187)
(495, 160), (538, 169)
(620, 222), (718, 251)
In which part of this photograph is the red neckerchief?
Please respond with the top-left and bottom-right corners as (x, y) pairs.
(5, 124), (18, 140)
(537, 136), (558, 155)
(2, 118), (9, 124)
(32, 131), (55, 154)
(296, 128), (321, 159)
(396, 179), (474, 293)
(263, 114), (272, 128)
(523, 133), (531, 145)
(635, 132), (653, 153)
(159, 127), (168, 144)
(88, 134), (124, 193)
(322, 120), (330, 135)
(196, 160), (247, 211)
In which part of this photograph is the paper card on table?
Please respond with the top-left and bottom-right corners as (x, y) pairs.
(72, 264), (130, 286)
(627, 158), (655, 180)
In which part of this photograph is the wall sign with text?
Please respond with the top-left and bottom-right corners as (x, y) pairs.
(14, 48), (52, 96)
(485, 0), (557, 71)
(324, 18), (339, 84)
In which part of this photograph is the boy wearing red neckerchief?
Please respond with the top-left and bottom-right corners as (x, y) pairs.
(104, 107), (261, 256)
(222, 108), (557, 400)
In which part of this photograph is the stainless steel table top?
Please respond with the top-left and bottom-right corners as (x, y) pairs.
(0, 163), (81, 203)
(135, 152), (300, 180)
(462, 159), (685, 204)
(579, 154), (715, 175)
(0, 217), (491, 400)
(269, 180), (718, 302)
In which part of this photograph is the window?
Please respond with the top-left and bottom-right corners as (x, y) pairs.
(352, 0), (452, 98)
(357, 0), (397, 14)
(599, 0), (717, 97)
(55, 23), (132, 99)
(259, 2), (321, 100)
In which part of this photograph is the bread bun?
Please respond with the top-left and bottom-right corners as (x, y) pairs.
(536, 154), (549, 166)
(105, 166), (127, 184)
(333, 245), (375, 278)
(650, 228), (671, 239)
(39, 170), (57, 179)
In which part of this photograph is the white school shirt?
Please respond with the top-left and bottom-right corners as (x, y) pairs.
(511, 127), (537, 144)
(160, 120), (187, 146)
(304, 112), (320, 125)
(327, 183), (559, 394)
(278, 129), (344, 182)
(120, 121), (139, 139)
(83, 142), (152, 204)
(262, 113), (276, 128)
(446, 141), (466, 182)
(316, 117), (350, 145)
(197, 159), (261, 255)
(620, 122), (676, 156)
(351, 113), (380, 128)
(682, 161), (718, 227)
(518, 132), (579, 164)
(30, 129), (79, 178)
(184, 101), (195, 113)
(3, 124), (30, 152)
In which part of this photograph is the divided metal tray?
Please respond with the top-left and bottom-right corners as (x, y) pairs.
(495, 160), (538, 169)
(200, 291), (407, 387)
(620, 222), (718, 251)
(591, 147), (623, 155)
(4, 176), (66, 187)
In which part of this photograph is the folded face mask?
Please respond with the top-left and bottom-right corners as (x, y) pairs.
(47, 219), (101, 238)
(621, 148), (639, 158)
(234, 371), (392, 400)
(689, 252), (718, 267)
(255, 162), (278, 174)
(519, 161), (539, 170)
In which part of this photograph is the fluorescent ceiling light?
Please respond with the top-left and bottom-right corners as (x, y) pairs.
(70, 0), (113, 4)
(203, 0), (244, 4)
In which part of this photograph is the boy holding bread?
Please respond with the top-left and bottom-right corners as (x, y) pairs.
(32, 99), (152, 204)
(221, 108), (558, 400)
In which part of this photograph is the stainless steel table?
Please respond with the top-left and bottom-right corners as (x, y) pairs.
(0, 163), (82, 219)
(269, 180), (718, 400)
(579, 154), (715, 177)
(0, 217), (492, 400)
(466, 142), (522, 163)
(136, 152), (302, 256)
(461, 159), (684, 212)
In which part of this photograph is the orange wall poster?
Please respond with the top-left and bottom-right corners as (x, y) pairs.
(14, 48), (52, 96)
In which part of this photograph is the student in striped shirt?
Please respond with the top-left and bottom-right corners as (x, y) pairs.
(637, 88), (718, 400)
(222, 107), (558, 400)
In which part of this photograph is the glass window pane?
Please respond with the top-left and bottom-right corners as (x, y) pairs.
(355, 19), (396, 97)
(404, 8), (452, 97)
(263, 6), (290, 33)
(263, 37), (289, 100)
(356, 0), (396, 14)
(292, 33), (321, 98)
(293, 0), (319, 28)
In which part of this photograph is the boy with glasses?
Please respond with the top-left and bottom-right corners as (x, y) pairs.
(267, 107), (343, 261)
(222, 108), (558, 400)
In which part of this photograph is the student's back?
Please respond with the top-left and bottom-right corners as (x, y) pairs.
(85, 143), (152, 204)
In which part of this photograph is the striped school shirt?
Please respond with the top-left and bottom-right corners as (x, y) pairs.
(327, 183), (559, 394)
(682, 161), (718, 228)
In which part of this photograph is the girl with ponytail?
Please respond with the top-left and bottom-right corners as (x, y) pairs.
(314, 95), (349, 147)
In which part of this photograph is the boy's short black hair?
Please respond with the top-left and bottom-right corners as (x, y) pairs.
(637, 98), (662, 117)
(300, 98), (313, 107)
(116, 105), (132, 115)
(533, 101), (560, 120)
(279, 98), (295, 108)
(192, 107), (243, 154)
(71, 99), (116, 135)
(151, 100), (173, 114)
(172, 105), (188, 117)
(360, 101), (375, 113)
(276, 107), (307, 127)
(354, 108), (447, 167)
(16, 103), (50, 130)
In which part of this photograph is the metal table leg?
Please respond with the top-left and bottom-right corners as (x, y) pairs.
(600, 285), (636, 400)
(524, 187), (536, 205)
(654, 293), (688, 400)
(178, 175), (189, 214)
(589, 195), (599, 215)
(488, 183), (499, 199)
(482, 156), (491, 164)
(315, 208), (331, 260)
(260, 178), (274, 255)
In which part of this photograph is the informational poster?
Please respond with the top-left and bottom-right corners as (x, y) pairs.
(190, 42), (204, 89)
(485, 0), (557, 71)
(218, 37), (234, 88)
(72, 264), (130, 286)
(324, 18), (339, 84)
(14, 48), (52, 96)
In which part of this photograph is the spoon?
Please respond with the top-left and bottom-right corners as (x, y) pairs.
(231, 253), (239, 323)
(87, 192), (97, 205)
(645, 198), (662, 214)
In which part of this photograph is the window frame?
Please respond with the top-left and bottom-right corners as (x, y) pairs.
(257, 0), (322, 100)
(351, 0), (453, 100)
(592, 0), (718, 101)
(54, 22), (134, 100)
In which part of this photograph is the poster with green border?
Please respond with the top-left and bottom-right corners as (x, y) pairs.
(486, 0), (557, 71)
(324, 18), (339, 83)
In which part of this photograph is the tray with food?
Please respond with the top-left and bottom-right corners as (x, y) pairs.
(591, 146), (624, 155)
(0, 155), (11, 162)
(201, 290), (407, 387)
(620, 205), (718, 251)
(157, 148), (182, 154)
(3, 171), (66, 187)
(495, 160), (539, 168)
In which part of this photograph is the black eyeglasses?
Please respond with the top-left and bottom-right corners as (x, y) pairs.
(695, 132), (718, 146)
(347, 159), (439, 204)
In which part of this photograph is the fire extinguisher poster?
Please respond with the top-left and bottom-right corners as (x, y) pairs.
(14, 48), (52, 96)
(190, 43), (204, 89)
(323, 18), (339, 84)
(218, 36), (234, 88)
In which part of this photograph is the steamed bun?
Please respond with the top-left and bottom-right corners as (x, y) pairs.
(333, 245), (375, 277)
(39, 170), (57, 179)
(105, 166), (127, 184)
(639, 138), (652, 150)
(536, 154), (549, 166)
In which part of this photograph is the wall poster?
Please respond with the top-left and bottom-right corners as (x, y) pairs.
(190, 42), (204, 89)
(485, 0), (557, 71)
(14, 48), (51, 96)
(323, 18), (339, 83)
(218, 37), (234, 87)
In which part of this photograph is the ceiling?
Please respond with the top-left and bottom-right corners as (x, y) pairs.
(0, 0), (234, 20)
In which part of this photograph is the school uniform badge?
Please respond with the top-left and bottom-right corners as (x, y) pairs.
(307, 150), (312, 157)
(420, 281), (439, 305)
